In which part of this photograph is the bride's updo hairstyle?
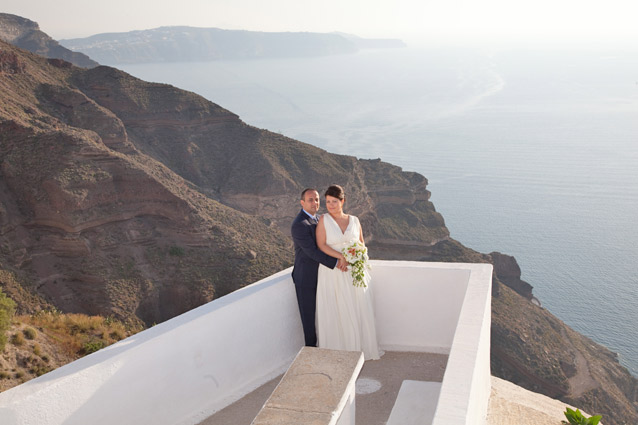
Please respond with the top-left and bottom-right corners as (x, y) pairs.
(324, 184), (345, 201)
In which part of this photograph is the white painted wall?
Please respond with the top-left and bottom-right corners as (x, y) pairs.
(0, 261), (493, 425)
(0, 268), (304, 425)
(372, 261), (471, 353)
(431, 263), (493, 425)
(335, 369), (358, 425)
(372, 261), (493, 425)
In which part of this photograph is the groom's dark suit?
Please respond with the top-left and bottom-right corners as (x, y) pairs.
(291, 209), (338, 346)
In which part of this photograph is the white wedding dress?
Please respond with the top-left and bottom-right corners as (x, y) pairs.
(316, 214), (382, 360)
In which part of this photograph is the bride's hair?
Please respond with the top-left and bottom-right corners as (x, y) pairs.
(325, 185), (345, 201)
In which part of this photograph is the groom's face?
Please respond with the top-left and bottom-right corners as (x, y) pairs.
(301, 190), (320, 216)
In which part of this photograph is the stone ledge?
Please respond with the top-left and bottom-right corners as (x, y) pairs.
(251, 347), (364, 425)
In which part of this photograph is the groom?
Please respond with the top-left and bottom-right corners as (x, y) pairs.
(291, 188), (346, 346)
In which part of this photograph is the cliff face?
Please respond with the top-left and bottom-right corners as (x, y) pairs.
(0, 40), (292, 326)
(64, 64), (448, 251)
(1, 24), (637, 423)
(490, 278), (638, 425)
(0, 13), (98, 69)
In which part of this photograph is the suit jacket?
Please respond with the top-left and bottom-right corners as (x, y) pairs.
(291, 209), (338, 287)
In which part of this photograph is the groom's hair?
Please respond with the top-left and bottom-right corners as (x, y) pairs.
(300, 188), (317, 200)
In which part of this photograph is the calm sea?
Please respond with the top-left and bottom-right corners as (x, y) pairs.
(119, 46), (638, 376)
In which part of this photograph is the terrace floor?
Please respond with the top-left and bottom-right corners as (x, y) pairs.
(199, 351), (449, 425)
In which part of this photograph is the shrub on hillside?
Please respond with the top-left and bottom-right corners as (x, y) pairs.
(10, 332), (24, 346)
(24, 311), (140, 357)
(23, 327), (37, 340)
(0, 288), (17, 351)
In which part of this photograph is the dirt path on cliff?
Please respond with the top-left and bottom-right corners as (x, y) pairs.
(561, 328), (598, 397)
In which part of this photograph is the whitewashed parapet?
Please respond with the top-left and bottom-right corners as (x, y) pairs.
(0, 261), (492, 425)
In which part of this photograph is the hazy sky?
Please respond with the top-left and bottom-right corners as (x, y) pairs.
(3, 0), (638, 45)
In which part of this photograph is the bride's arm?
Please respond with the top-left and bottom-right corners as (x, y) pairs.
(317, 216), (347, 262)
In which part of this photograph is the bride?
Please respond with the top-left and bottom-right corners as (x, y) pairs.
(315, 185), (382, 360)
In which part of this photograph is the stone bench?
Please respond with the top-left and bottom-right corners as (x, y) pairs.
(386, 380), (442, 425)
(251, 346), (364, 425)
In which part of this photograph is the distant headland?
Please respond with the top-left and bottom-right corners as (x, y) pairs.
(59, 26), (407, 65)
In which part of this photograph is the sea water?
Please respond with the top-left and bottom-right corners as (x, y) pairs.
(119, 46), (638, 376)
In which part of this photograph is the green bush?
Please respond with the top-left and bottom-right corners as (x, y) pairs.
(0, 288), (17, 351)
(562, 407), (602, 425)
(23, 327), (37, 340)
(29, 361), (52, 377)
(81, 339), (106, 355)
(169, 246), (185, 257)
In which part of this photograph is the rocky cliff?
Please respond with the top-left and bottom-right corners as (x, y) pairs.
(0, 40), (292, 325)
(0, 25), (637, 424)
(0, 14), (98, 68)
(58, 26), (405, 65)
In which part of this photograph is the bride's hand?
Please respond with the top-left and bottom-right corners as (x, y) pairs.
(337, 256), (349, 272)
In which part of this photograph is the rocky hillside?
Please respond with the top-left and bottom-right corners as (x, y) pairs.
(0, 13), (98, 68)
(0, 39), (292, 326)
(0, 27), (637, 424)
(59, 26), (405, 65)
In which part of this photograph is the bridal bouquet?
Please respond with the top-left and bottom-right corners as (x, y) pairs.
(342, 241), (371, 288)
